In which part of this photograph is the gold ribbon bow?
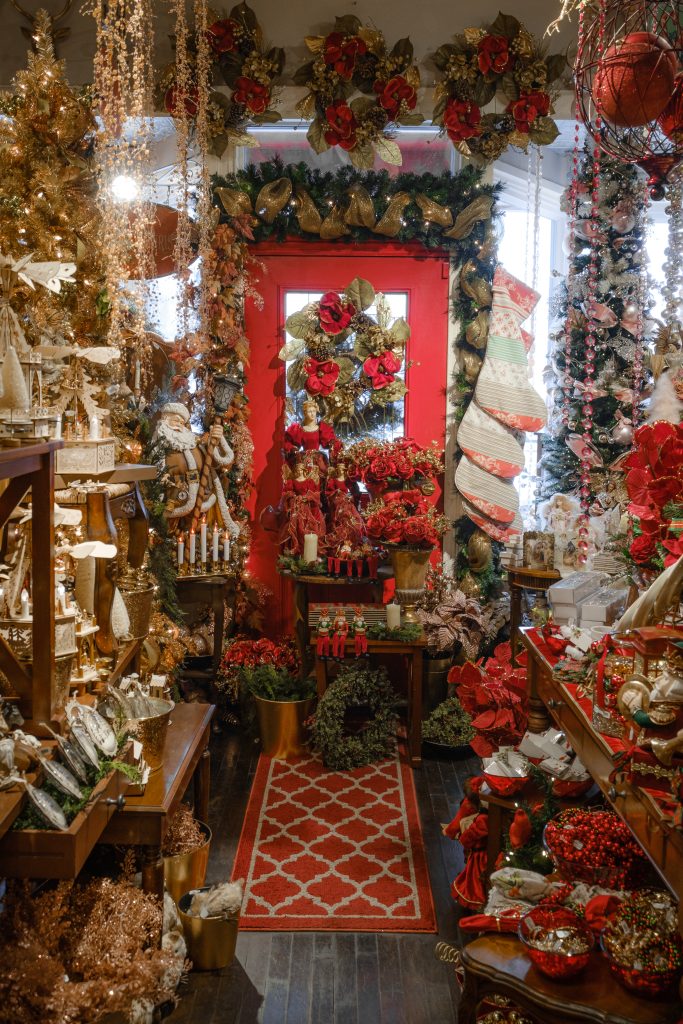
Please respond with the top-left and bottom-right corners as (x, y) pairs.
(415, 193), (453, 228)
(214, 187), (253, 218)
(460, 259), (492, 308)
(294, 186), (322, 233)
(374, 192), (411, 237)
(445, 195), (494, 239)
(345, 185), (377, 229)
(255, 178), (293, 224)
(465, 310), (490, 350)
(320, 202), (350, 240)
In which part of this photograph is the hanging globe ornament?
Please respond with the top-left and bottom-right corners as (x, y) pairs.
(574, 0), (683, 199)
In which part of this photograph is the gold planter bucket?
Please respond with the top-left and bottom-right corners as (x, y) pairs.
(254, 695), (316, 759)
(120, 584), (155, 640)
(389, 546), (433, 623)
(178, 888), (240, 971)
(163, 822), (211, 905)
(127, 697), (174, 772)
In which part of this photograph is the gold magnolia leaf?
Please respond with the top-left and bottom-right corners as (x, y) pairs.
(373, 137), (402, 167)
(296, 91), (317, 120)
(305, 35), (325, 53)
(444, 195), (493, 239)
(358, 26), (384, 53)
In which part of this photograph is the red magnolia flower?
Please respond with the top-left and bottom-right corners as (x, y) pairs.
(207, 17), (239, 54)
(374, 75), (417, 118)
(443, 98), (482, 142)
(477, 34), (513, 75)
(507, 91), (551, 134)
(164, 84), (199, 118)
(234, 77), (270, 114)
(324, 102), (358, 150)
(363, 350), (402, 390)
(303, 358), (340, 397)
(323, 32), (367, 79)
(630, 534), (657, 565)
(318, 290), (356, 334)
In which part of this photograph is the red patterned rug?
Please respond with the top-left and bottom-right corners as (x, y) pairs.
(231, 751), (436, 932)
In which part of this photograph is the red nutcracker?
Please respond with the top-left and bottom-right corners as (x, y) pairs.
(352, 605), (368, 658)
(332, 608), (349, 661)
(316, 605), (332, 660)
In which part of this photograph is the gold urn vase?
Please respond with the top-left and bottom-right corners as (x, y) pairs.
(389, 546), (433, 623)
(163, 822), (212, 905)
(254, 695), (316, 760)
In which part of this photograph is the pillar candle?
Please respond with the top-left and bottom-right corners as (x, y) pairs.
(212, 526), (220, 563)
(189, 529), (196, 565)
(134, 359), (141, 391)
(303, 533), (318, 563)
(20, 588), (29, 619)
(200, 518), (207, 562)
(386, 603), (401, 630)
(56, 583), (66, 615)
(88, 415), (100, 440)
(177, 533), (184, 568)
(223, 531), (230, 562)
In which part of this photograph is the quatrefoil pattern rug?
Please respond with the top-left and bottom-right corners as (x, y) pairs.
(232, 752), (436, 931)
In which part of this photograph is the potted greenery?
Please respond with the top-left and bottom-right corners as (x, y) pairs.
(241, 663), (316, 759)
(422, 695), (475, 758)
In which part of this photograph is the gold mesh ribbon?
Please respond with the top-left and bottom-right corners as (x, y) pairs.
(374, 192), (411, 236)
(294, 186), (322, 233)
(465, 310), (489, 350)
(415, 193), (453, 228)
(460, 259), (492, 307)
(255, 178), (293, 224)
(345, 185), (377, 229)
(320, 202), (350, 239)
(444, 195), (494, 239)
(462, 348), (483, 383)
(214, 187), (253, 218)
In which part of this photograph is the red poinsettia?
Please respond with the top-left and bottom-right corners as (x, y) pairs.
(443, 98), (482, 142)
(323, 32), (367, 79)
(363, 350), (402, 390)
(318, 290), (356, 334)
(207, 17), (239, 54)
(477, 34), (513, 75)
(448, 645), (528, 758)
(234, 76), (270, 114)
(164, 84), (199, 118)
(374, 75), (417, 118)
(324, 102), (358, 150)
(507, 91), (551, 133)
(303, 358), (340, 397)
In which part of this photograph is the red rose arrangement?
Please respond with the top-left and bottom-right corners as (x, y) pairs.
(217, 635), (299, 698)
(159, 2), (284, 152)
(448, 642), (528, 757)
(345, 437), (444, 486)
(364, 489), (448, 550)
(623, 421), (683, 571)
(432, 12), (564, 164)
(295, 14), (421, 169)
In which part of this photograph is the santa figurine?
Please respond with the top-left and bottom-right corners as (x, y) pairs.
(332, 607), (349, 661)
(284, 399), (340, 472)
(151, 400), (241, 541)
(316, 605), (332, 660)
(352, 605), (368, 659)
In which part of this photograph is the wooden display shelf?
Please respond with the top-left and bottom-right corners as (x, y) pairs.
(0, 745), (132, 879)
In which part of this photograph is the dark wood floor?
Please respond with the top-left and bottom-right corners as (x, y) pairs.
(167, 729), (478, 1024)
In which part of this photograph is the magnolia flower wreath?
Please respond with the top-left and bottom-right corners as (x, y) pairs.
(294, 14), (421, 169)
(281, 276), (410, 427)
(432, 12), (566, 164)
(159, 2), (285, 153)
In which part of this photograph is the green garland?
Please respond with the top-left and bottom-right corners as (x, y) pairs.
(311, 663), (397, 770)
(366, 621), (422, 642)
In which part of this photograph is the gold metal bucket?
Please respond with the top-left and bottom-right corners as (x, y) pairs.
(127, 697), (174, 771)
(254, 695), (316, 759)
(163, 822), (211, 904)
(389, 546), (433, 623)
(120, 585), (155, 640)
(178, 889), (240, 971)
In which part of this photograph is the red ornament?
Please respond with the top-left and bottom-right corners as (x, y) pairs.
(592, 32), (678, 127)
(659, 73), (683, 141)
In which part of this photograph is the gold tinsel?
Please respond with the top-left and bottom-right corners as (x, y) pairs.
(162, 803), (206, 856)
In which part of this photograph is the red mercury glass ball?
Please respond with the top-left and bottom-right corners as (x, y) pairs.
(659, 73), (683, 143)
(592, 32), (678, 127)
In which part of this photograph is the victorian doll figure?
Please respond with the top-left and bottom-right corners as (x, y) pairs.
(326, 461), (365, 549)
(281, 454), (327, 557)
(284, 399), (340, 473)
(332, 607), (349, 661)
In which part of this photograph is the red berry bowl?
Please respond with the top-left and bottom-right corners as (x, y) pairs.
(519, 906), (594, 980)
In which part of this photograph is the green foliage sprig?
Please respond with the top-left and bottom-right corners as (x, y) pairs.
(241, 663), (316, 702)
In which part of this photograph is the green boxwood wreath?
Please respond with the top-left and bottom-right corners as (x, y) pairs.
(310, 663), (397, 770)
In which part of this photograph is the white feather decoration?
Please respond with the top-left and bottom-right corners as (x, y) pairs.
(646, 371), (682, 425)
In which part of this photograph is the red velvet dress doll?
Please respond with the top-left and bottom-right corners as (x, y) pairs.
(284, 400), (340, 472)
(281, 460), (327, 557)
(325, 462), (365, 570)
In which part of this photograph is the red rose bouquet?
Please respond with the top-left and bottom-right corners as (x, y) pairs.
(364, 489), (448, 550)
(448, 642), (528, 757)
(623, 421), (683, 571)
(345, 437), (444, 488)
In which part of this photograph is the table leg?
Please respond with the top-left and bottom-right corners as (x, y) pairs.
(194, 748), (210, 825)
(293, 581), (311, 680)
(458, 965), (479, 1024)
(527, 651), (551, 734)
(409, 651), (423, 768)
(510, 583), (522, 664)
(141, 844), (164, 904)
(315, 656), (328, 698)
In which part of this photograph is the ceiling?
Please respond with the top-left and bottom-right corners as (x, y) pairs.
(0, 0), (578, 88)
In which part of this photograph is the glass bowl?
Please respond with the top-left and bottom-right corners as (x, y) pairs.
(518, 905), (594, 980)
(600, 932), (681, 997)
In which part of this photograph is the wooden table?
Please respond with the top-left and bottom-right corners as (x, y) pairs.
(101, 701), (214, 900)
(313, 637), (426, 767)
(460, 934), (681, 1024)
(507, 565), (560, 663)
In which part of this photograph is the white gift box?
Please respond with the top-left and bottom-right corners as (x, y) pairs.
(519, 728), (570, 762)
(55, 438), (116, 475)
(579, 586), (629, 625)
(482, 750), (530, 779)
(548, 571), (605, 606)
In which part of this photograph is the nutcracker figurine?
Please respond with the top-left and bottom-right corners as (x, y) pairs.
(332, 607), (349, 661)
(316, 605), (332, 660)
(352, 605), (368, 659)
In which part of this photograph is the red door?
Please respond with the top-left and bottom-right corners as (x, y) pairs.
(244, 240), (450, 637)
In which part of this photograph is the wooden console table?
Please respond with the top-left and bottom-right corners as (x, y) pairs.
(312, 636), (426, 768)
(101, 701), (214, 900)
